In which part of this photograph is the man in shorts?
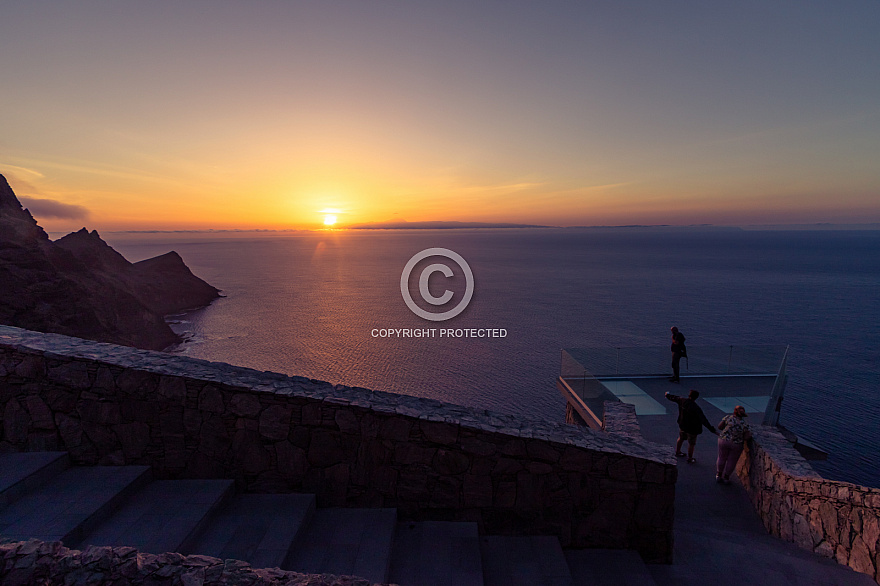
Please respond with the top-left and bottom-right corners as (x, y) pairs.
(665, 389), (717, 463)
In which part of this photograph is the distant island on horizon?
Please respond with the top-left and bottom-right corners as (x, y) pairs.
(64, 223), (880, 236)
(346, 220), (548, 230)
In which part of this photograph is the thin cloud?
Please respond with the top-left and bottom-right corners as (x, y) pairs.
(0, 164), (45, 179)
(19, 196), (89, 220)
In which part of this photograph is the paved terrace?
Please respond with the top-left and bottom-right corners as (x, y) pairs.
(599, 374), (873, 586)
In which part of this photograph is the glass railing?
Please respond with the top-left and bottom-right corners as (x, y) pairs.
(559, 345), (789, 426)
(562, 345), (788, 379)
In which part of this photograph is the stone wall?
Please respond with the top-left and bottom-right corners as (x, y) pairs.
(0, 539), (381, 586)
(737, 426), (880, 583)
(601, 401), (641, 440)
(0, 325), (676, 562)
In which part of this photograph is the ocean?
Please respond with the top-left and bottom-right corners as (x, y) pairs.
(104, 227), (880, 487)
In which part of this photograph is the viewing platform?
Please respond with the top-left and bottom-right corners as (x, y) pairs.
(559, 345), (788, 430)
(559, 346), (876, 585)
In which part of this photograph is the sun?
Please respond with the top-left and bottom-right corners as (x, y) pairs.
(323, 214), (337, 226)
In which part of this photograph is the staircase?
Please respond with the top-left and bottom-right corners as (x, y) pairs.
(0, 452), (659, 586)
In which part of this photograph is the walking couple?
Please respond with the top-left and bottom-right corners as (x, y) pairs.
(665, 390), (751, 484)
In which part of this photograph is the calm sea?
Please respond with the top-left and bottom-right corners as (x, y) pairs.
(105, 228), (880, 487)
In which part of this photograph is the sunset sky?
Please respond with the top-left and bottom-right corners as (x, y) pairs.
(1, 1), (879, 231)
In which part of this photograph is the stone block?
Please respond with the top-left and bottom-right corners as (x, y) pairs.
(500, 438), (528, 457)
(308, 430), (344, 467)
(275, 441), (308, 481)
(370, 465), (399, 494)
(15, 355), (45, 379)
(862, 512), (880, 552)
(433, 449), (470, 475)
(492, 457), (523, 475)
(3, 398), (30, 444)
(526, 439), (561, 462)
(159, 410), (185, 437)
(228, 393), (261, 418)
(515, 472), (545, 509)
(157, 376), (187, 405)
(355, 412), (379, 439)
(301, 402), (322, 425)
(26, 430), (59, 451)
(231, 429), (270, 475)
(120, 399), (160, 425)
(398, 467), (430, 498)
(116, 369), (159, 395)
(24, 395), (55, 429)
(334, 409), (360, 434)
(559, 446), (592, 472)
(850, 535), (875, 576)
(113, 421), (151, 460)
(607, 457), (637, 482)
(393, 443), (436, 465)
(584, 492), (636, 547)
(55, 412), (83, 448)
(43, 387), (77, 413)
(527, 461), (554, 474)
(379, 417), (413, 441)
(640, 461), (668, 484)
(93, 366), (116, 392)
(183, 407), (202, 437)
(47, 360), (91, 389)
(259, 405), (292, 441)
(420, 420), (459, 445)
(323, 462), (350, 505)
(198, 414), (230, 459)
(77, 400), (121, 425)
(83, 422), (119, 454)
(792, 513), (814, 549)
(429, 475), (461, 508)
(814, 541), (834, 558)
(197, 385), (224, 413)
(460, 435), (497, 456)
(463, 474), (493, 507)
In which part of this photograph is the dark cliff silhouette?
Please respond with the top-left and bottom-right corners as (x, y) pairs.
(0, 174), (220, 350)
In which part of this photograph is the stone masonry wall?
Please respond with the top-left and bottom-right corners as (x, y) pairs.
(0, 325), (676, 562)
(0, 539), (382, 586)
(601, 401), (641, 441)
(737, 426), (880, 583)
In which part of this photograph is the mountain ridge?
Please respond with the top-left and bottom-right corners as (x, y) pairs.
(0, 174), (220, 350)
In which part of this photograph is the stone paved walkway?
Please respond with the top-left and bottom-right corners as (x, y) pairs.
(629, 376), (874, 586)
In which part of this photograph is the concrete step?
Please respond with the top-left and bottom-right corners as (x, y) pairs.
(0, 452), (69, 508)
(283, 508), (397, 584)
(565, 549), (658, 586)
(0, 465), (151, 544)
(388, 521), (483, 586)
(184, 493), (316, 569)
(481, 536), (572, 586)
(75, 479), (235, 554)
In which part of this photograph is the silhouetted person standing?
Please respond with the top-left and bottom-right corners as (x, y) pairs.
(715, 405), (751, 484)
(665, 389), (716, 463)
(669, 326), (686, 382)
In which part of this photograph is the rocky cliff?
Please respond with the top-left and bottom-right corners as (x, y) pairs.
(0, 174), (219, 350)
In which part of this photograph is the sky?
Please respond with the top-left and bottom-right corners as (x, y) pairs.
(1, 1), (879, 231)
